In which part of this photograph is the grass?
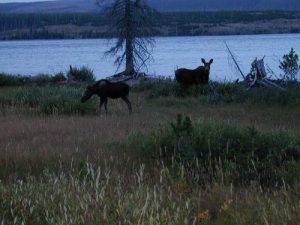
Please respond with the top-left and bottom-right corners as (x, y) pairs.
(0, 66), (93, 87)
(0, 81), (300, 224)
(1, 163), (299, 225)
(0, 86), (96, 115)
(135, 79), (300, 107)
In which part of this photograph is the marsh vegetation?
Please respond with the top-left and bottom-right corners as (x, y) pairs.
(0, 77), (299, 224)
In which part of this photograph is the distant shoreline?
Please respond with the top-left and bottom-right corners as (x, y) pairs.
(1, 11), (300, 41)
(0, 31), (299, 42)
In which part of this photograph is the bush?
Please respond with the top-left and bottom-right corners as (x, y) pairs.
(134, 77), (212, 98)
(279, 48), (300, 81)
(67, 65), (96, 83)
(134, 79), (300, 107)
(29, 74), (52, 85)
(0, 86), (96, 115)
(128, 115), (300, 186)
(51, 72), (66, 83)
(0, 73), (67, 86)
(0, 73), (27, 86)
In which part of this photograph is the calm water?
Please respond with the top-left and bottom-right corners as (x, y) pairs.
(0, 34), (299, 81)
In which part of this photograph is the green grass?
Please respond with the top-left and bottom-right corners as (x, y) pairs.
(0, 82), (300, 224)
(135, 79), (300, 107)
(0, 73), (28, 86)
(0, 86), (96, 115)
(127, 114), (300, 187)
(0, 68), (93, 87)
(0, 161), (299, 225)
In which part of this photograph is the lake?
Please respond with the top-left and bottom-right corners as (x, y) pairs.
(0, 33), (299, 81)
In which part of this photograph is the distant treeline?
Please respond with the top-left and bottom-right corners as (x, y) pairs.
(0, 11), (300, 39)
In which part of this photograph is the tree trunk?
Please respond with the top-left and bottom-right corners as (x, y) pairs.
(125, 0), (135, 76)
(125, 38), (134, 75)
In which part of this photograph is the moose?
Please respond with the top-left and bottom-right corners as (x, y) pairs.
(81, 79), (132, 114)
(175, 58), (214, 85)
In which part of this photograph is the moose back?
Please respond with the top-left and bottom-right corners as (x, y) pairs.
(81, 79), (132, 114)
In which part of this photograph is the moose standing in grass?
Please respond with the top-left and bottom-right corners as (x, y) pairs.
(175, 58), (214, 85)
(81, 80), (132, 114)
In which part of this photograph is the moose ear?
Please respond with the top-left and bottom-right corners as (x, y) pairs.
(209, 59), (214, 64)
(201, 58), (206, 64)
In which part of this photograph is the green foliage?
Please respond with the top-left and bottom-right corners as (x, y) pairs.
(51, 72), (67, 83)
(134, 77), (211, 98)
(0, 86), (96, 115)
(0, 163), (298, 225)
(170, 114), (193, 138)
(135, 79), (300, 107)
(279, 48), (300, 81)
(135, 78), (181, 97)
(170, 114), (195, 161)
(67, 66), (95, 83)
(0, 73), (28, 86)
(29, 74), (52, 85)
(129, 118), (300, 187)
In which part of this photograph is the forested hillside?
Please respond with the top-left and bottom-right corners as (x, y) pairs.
(1, 11), (300, 40)
(0, 0), (300, 13)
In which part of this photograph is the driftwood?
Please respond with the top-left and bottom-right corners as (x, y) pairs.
(225, 43), (284, 91)
(225, 42), (246, 80)
(246, 57), (285, 91)
(107, 71), (152, 87)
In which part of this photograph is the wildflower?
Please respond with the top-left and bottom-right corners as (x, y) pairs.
(197, 209), (210, 221)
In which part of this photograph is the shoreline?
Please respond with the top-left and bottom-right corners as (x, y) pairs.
(1, 11), (300, 41)
(1, 31), (300, 42)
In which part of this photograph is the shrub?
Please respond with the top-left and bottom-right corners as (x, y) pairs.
(134, 79), (300, 107)
(67, 65), (96, 83)
(134, 77), (212, 98)
(0, 86), (96, 115)
(29, 74), (52, 85)
(128, 115), (300, 186)
(279, 48), (300, 81)
(51, 72), (66, 83)
(0, 73), (27, 86)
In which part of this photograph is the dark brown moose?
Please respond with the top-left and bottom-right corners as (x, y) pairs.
(81, 79), (132, 114)
(175, 58), (213, 85)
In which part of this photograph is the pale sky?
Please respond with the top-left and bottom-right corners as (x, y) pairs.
(0, 0), (56, 3)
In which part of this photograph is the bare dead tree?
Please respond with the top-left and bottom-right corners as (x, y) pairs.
(97, 0), (157, 77)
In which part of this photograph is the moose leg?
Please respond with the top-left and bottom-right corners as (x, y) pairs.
(99, 98), (105, 114)
(103, 98), (108, 115)
(121, 96), (132, 114)
(99, 98), (108, 115)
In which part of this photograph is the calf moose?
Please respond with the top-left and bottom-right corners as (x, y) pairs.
(175, 58), (213, 85)
(81, 79), (132, 114)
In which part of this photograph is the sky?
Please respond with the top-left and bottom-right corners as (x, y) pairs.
(0, 0), (56, 3)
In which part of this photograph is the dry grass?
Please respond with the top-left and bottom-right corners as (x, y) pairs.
(1, 92), (300, 177)
(0, 90), (300, 224)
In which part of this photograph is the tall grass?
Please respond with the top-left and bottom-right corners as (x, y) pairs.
(135, 79), (300, 106)
(127, 115), (300, 187)
(0, 86), (96, 115)
(67, 66), (95, 83)
(0, 73), (28, 86)
(0, 85), (299, 224)
(0, 161), (299, 225)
